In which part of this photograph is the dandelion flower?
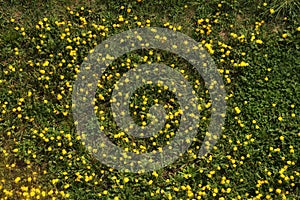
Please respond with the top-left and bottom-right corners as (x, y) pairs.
(57, 94), (63, 100)
(282, 33), (288, 39)
(256, 39), (263, 44)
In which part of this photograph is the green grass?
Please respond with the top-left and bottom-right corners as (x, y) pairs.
(0, 0), (300, 199)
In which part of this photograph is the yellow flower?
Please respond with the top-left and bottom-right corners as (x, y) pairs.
(280, 136), (284, 141)
(234, 107), (241, 114)
(118, 15), (124, 22)
(256, 39), (263, 44)
(282, 33), (288, 38)
(13, 148), (19, 153)
(270, 8), (275, 14)
(152, 171), (158, 177)
(123, 177), (129, 183)
(51, 179), (59, 184)
(278, 116), (283, 121)
(204, 43), (214, 54)
(239, 61), (249, 67)
(62, 149), (67, 155)
(14, 177), (21, 183)
(57, 94), (63, 100)
(276, 188), (281, 194)
(30, 191), (35, 197)
(297, 27), (300, 31)
(42, 60), (49, 67)
(197, 18), (204, 24)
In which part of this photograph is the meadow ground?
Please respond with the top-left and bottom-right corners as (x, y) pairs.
(0, 0), (300, 199)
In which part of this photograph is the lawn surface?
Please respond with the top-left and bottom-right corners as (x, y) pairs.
(0, 0), (300, 199)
